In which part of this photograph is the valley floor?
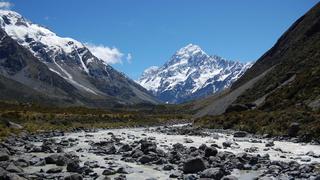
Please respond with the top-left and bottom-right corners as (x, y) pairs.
(0, 124), (319, 179)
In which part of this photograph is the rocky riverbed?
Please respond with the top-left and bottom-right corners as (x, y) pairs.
(0, 124), (319, 180)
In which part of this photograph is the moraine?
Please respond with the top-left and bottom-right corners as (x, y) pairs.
(1, 124), (320, 179)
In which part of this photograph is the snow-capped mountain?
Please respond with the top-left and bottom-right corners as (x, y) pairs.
(0, 10), (158, 106)
(138, 44), (252, 104)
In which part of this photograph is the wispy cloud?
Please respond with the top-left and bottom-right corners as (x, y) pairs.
(85, 43), (124, 65)
(126, 53), (132, 64)
(0, 1), (12, 9)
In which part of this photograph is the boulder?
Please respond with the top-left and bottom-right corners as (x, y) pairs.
(265, 141), (274, 147)
(200, 168), (225, 179)
(233, 131), (247, 138)
(140, 140), (157, 154)
(163, 164), (174, 171)
(222, 141), (233, 148)
(67, 161), (81, 173)
(138, 155), (154, 164)
(118, 144), (132, 153)
(288, 123), (300, 137)
(45, 154), (60, 164)
(6, 162), (23, 173)
(102, 168), (116, 176)
(104, 144), (117, 154)
(0, 167), (8, 177)
(184, 138), (194, 143)
(182, 157), (206, 173)
(64, 174), (83, 180)
(204, 147), (218, 157)
(46, 167), (63, 173)
(0, 152), (9, 161)
(131, 149), (144, 158)
(225, 104), (249, 113)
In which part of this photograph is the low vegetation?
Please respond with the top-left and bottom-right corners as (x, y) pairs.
(195, 108), (320, 140)
(0, 101), (191, 140)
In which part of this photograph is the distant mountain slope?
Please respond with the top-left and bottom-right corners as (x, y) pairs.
(138, 44), (252, 104)
(195, 3), (320, 117)
(0, 10), (158, 106)
(194, 2), (320, 139)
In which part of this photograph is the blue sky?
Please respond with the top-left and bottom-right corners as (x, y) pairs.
(7, 0), (319, 79)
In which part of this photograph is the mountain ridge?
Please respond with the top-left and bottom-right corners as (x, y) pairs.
(138, 44), (252, 104)
(0, 9), (159, 106)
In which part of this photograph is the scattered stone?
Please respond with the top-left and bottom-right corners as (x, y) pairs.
(118, 144), (132, 153)
(184, 138), (194, 143)
(222, 141), (233, 148)
(64, 174), (83, 180)
(233, 131), (247, 138)
(183, 157), (206, 173)
(102, 168), (116, 176)
(47, 167), (63, 173)
(163, 164), (174, 171)
(67, 161), (81, 173)
(204, 147), (218, 157)
(301, 157), (311, 162)
(138, 155), (154, 164)
(6, 162), (23, 173)
(200, 168), (225, 179)
(140, 140), (157, 154)
(0, 152), (9, 161)
(265, 141), (275, 147)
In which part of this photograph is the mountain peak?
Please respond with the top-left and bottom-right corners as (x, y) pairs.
(176, 43), (206, 56)
(139, 44), (252, 103)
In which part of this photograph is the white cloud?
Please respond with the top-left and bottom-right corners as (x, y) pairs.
(0, 2), (12, 9)
(126, 53), (132, 64)
(85, 43), (124, 64)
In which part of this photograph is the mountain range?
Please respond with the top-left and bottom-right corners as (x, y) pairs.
(138, 44), (252, 104)
(0, 10), (158, 107)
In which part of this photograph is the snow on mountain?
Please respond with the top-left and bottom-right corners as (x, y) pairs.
(138, 44), (253, 104)
(0, 10), (158, 104)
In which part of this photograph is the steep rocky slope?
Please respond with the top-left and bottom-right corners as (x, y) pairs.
(194, 2), (320, 139)
(0, 10), (158, 106)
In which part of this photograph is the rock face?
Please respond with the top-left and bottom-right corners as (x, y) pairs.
(138, 44), (252, 104)
(0, 10), (158, 106)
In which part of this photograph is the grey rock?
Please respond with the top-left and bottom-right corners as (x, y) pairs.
(222, 175), (238, 180)
(140, 140), (157, 154)
(233, 131), (247, 138)
(46, 167), (63, 173)
(0, 152), (9, 161)
(265, 141), (274, 147)
(6, 162), (23, 173)
(301, 157), (311, 162)
(182, 157), (206, 173)
(67, 161), (81, 173)
(102, 168), (116, 176)
(138, 155), (154, 164)
(204, 147), (218, 157)
(200, 168), (225, 179)
(222, 141), (233, 148)
(64, 174), (83, 180)
(118, 144), (132, 153)
(163, 164), (174, 171)
(184, 138), (194, 143)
